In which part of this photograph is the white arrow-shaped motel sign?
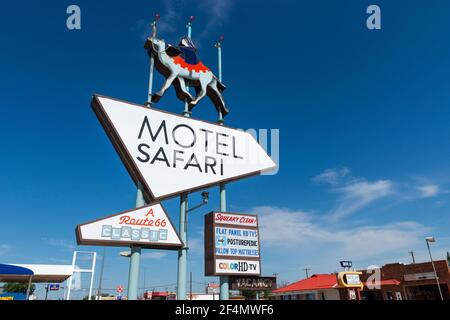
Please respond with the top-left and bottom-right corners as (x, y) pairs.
(92, 95), (277, 201)
(76, 202), (183, 249)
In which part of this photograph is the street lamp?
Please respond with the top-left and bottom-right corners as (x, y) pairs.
(425, 236), (444, 300)
(186, 191), (209, 213)
(120, 251), (132, 258)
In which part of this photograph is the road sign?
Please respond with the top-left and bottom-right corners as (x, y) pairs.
(76, 202), (183, 250)
(91, 94), (276, 201)
(48, 284), (60, 291)
(340, 260), (353, 268)
(205, 212), (261, 276)
(116, 285), (124, 294)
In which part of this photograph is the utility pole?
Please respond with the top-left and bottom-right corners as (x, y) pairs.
(273, 273), (279, 288)
(303, 268), (311, 278)
(143, 268), (147, 296)
(45, 284), (49, 300)
(190, 272), (193, 300)
(425, 237), (444, 300)
(408, 251), (416, 264)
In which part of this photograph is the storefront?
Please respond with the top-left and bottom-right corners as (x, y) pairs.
(360, 260), (450, 300)
(270, 274), (342, 300)
(270, 260), (450, 301)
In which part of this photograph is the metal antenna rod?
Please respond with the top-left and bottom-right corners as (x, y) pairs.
(215, 35), (225, 123)
(183, 16), (195, 117)
(147, 13), (160, 105)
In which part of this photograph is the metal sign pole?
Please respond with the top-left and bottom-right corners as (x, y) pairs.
(216, 36), (229, 301)
(147, 14), (159, 105)
(128, 14), (159, 299)
(177, 192), (188, 300)
(66, 251), (77, 300)
(127, 181), (145, 300)
(177, 16), (194, 300)
(87, 252), (97, 300)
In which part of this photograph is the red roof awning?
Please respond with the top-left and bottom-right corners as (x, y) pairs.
(272, 274), (339, 293)
(363, 279), (400, 288)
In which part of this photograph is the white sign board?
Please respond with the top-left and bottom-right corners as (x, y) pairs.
(214, 259), (261, 275)
(92, 95), (276, 201)
(215, 226), (259, 258)
(205, 212), (260, 276)
(345, 274), (361, 286)
(76, 203), (183, 250)
(214, 212), (258, 227)
(404, 272), (436, 281)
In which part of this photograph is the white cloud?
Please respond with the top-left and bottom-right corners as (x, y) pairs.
(41, 238), (75, 250)
(0, 244), (11, 257)
(313, 167), (394, 219)
(255, 206), (430, 262)
(47, 257), (71, 264)
(156, 0), (180, 35)
(187, 237), (204, 255)
(135, 0), (234, 44)
(198, 0), (233, 41)
(416, 184), (439, 198)
(329, 179), (393, 219)
(312, 167), (350, 185)
(134, 0), (179, 41)
(141, 252), (167, 260)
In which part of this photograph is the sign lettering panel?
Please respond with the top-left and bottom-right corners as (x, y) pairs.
(76, 202), (183, 250)
(215, 226), (259, 258)
(229, 276), (277, 291)
(214, 259), (261, 275)
(205, 212), (261, 276)
(92, 95), (276, 201)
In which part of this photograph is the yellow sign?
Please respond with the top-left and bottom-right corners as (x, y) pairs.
(337, 271), (363, 289)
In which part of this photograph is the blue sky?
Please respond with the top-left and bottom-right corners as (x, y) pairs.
(1, 0), (450, 299)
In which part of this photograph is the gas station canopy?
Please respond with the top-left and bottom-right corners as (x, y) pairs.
(0, 264), (73, 283)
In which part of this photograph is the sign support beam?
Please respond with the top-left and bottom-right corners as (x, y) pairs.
(219, 185), (229, 300)
(129, 13), (158, 300)
(127, 181), (145, 300)
(216, 35), (229, 300)
(177, 192), (188, 300)
(177, 16), (194, 301)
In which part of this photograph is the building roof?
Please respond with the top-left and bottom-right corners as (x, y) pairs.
(0, 264), (73, 283)
(272, 274), (339, 294)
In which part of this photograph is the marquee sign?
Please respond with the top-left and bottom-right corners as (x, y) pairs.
(229, 276), (277, 291)
(92, 95), (276, 201)
(76, 202), (183, 250)
(205, 212), (261, 276)
(337, 271), (363, 289)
